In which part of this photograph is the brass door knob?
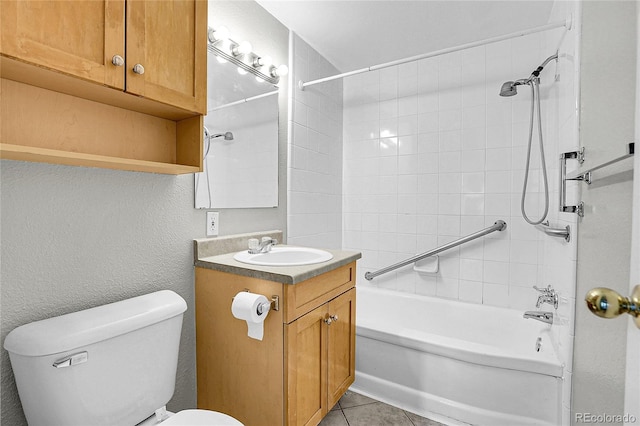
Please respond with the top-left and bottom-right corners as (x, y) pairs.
(585, 285), (640, 328)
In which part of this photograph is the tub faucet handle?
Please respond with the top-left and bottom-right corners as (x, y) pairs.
(533, 285), (558, 309)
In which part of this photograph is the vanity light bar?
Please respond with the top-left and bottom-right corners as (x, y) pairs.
(207, 27), (283, 85)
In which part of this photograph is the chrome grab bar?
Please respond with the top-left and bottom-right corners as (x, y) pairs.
(535, 221), (570, 242)
(364, 220), (507, 281)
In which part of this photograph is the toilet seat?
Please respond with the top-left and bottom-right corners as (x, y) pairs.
(162, 409), (243, 426)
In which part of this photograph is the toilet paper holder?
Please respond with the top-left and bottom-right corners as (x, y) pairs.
(233, 290), (279, 312)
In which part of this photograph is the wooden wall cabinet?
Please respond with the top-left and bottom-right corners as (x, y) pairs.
(0, 0), (207, 174)
(195, 262), (357, 426)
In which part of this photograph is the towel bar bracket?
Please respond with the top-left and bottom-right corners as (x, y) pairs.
(560, 148), (585, 217)
(561, 143), (635, 218)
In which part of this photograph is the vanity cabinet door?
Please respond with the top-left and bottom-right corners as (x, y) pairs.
(327, 288), (356, 409)
(0, 0), (125, 89)
(285, 303), (328, 426)
(285, 288), (356, 426)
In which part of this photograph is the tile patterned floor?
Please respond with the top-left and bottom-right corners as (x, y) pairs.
(319, 391), (445, 426)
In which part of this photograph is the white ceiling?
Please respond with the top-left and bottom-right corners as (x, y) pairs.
(255, 0), (556, 72)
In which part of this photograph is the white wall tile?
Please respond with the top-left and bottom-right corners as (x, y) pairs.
(340, 26), (577, 339)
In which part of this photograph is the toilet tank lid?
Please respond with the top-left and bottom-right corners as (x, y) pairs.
(4, 290), (187, 357)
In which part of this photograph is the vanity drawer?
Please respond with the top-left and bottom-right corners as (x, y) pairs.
(283, 262), (355, 323)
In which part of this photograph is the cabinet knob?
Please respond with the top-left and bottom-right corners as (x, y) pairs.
(132, 64), (145, 75)
(324, 314), (338, 325)
(111, 55), (124, 67)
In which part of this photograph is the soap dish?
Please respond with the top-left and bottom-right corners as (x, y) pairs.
(413, 255), (439, 274)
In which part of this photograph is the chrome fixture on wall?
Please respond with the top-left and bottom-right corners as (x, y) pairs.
(203, 126), (234, 158)
(534, 285), (559, 309)
(365, 220), (507, 280)
(560, 142), (635, 217)
(523, 311), (554, 324)
(499, 53), (558, 226)
(207, 26), (288, 85)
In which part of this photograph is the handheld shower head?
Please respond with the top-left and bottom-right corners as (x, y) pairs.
(499, 81), (518, 97)
(211, 132), (234, 141)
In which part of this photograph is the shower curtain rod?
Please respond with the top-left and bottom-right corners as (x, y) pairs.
(299, 17), (572, 90)
(207, 90), (279, 112)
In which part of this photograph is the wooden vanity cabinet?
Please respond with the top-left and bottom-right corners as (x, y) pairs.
(285, 288), (356, 426)
(0, 0), (207, 174)
(195, 262), (357, 426)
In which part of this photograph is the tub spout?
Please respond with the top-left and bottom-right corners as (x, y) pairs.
(523, 311), (553, 324)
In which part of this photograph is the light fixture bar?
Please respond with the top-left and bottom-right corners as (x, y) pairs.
(207, 43), (279, 85)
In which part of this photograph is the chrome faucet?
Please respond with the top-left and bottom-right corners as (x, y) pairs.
(248, 237), (278, 254)
(523, 311), (553, 324)
(534, 285), (559, 309)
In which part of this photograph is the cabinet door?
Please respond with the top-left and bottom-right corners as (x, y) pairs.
(327, 288), (356, 408)
(1, 0), (125, 89)
(285, 304), (328, 426)
(126, 0), (207, 114)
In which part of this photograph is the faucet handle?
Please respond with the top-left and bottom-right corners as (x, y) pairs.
(534, 285), (559, 309)
(248, 238), (260, 251)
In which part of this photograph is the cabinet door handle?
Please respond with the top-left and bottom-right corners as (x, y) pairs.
(111, 55), (124, 67)
(329, 314), (338, 322)
(132, 64), (145, 75)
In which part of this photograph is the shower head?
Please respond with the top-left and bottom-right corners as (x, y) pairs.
(211, 132), (234, 141)
(499, 53), (559, 97)
(499, 81), (518, 97)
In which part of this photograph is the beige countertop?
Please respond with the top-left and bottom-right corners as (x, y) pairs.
(195, 246), (361, 284)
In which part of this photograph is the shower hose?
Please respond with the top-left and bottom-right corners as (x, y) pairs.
(521, 78), (550, 225)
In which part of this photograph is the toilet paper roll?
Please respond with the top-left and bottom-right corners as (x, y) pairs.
(231, 292), (270, 340)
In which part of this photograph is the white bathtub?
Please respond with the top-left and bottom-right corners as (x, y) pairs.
(351, 286), (564, 426)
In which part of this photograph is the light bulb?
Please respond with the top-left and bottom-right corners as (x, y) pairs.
(216, 56), (228, 64)
(276, 64), (289, 76)
(270, 64), (289, 78)
(209, 26), (229, 42)
(237, 67), (247, 75)
(256, 76), (266, 83)
(232, 41), (252, 56)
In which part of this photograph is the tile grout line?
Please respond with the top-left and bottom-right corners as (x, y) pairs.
(403, 409), (418, 426)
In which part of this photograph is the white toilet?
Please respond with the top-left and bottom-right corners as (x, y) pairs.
(4, 290), (243, 426)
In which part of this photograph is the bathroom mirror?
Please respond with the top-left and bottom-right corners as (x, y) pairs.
(194, 50), (279, 209)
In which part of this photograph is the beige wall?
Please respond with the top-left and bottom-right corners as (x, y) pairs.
(573, 1), (638, 423)
(0, 2), (288, 425)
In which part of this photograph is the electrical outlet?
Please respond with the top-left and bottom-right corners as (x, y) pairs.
(206, 211), (219, 236)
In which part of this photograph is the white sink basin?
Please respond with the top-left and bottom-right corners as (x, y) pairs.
(233, 246), (333, 266)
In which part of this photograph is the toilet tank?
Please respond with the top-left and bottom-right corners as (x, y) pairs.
(4, 290), (188, 426)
